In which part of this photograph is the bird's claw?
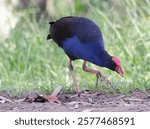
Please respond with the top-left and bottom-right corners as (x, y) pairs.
(95, 72), (115, 93)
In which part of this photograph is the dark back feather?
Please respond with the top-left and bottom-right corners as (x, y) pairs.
(49, 16), (104, 47)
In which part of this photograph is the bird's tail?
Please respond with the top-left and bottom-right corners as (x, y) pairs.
(49, 22), (55, 25)
(47, 21), (55, 40)
(47, 34), (51, 40)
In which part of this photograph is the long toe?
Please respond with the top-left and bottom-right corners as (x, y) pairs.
(105, 79), (115, 93)
(97, 73), (115, 93)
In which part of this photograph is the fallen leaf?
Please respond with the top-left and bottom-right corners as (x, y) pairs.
(51, 85), (63, 96)
(74, 103), (79, 109)
(42, 95), (61, 104)
(14, 98), (26, 103)
(0, 96), (13, 103)
(88, 97), (93, 103)
(0, 100), (5, 104)
(82, 108), (96, 112)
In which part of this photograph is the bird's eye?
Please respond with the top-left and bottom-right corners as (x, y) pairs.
(112, 61), (116, 66)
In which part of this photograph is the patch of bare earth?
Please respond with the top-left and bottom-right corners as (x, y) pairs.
(0, 90), (150, 112)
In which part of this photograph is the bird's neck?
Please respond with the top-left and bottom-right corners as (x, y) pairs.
(100, 50), (113, 67)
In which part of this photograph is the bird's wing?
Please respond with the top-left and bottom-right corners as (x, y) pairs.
(62, 36), (104, 66)
(50, 17), (104, 47)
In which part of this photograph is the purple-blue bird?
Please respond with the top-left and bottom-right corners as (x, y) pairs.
(47, 16), (123, 93)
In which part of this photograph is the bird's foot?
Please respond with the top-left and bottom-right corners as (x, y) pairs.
(95, 72), (115, 93)
(75, 85), (81, 94)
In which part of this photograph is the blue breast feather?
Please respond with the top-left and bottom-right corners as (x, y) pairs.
(62, 36), (105, 67)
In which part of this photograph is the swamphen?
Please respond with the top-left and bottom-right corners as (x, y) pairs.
(47, 16), (124, 93)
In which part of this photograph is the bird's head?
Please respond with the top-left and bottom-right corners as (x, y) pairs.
(111, 57), (124, 77)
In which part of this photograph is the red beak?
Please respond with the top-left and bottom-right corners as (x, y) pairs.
(115, 66), (124, 77)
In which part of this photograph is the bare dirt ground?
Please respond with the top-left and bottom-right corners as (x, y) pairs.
(0, 90), (150, 112)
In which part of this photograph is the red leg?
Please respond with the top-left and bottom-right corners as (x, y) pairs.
(68, 60), (81, 93)
(82, 60), (114, 91)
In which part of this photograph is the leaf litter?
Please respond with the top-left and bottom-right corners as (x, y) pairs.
(0, 89), (150, 112)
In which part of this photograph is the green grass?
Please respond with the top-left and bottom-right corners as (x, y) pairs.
(0, 0), (150, 95)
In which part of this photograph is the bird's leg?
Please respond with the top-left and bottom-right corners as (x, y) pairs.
(96, 74), (105, 91)
(97, 72), (114, 92)
(82, 60), (114, 91)
(68, 60), (81, 93)
(95, 74), (99, 88)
